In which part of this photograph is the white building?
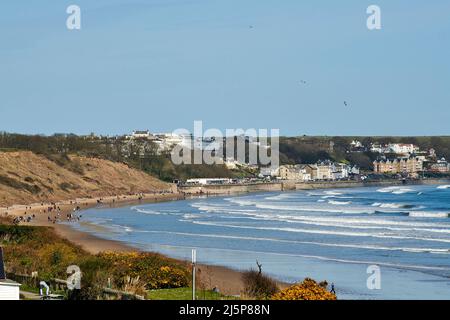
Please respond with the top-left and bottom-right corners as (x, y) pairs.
(350, 140), (363, 148)
(278, 165), (312, 181)
(0, 280), (21, 300)
(388, 143), (419, 155)
(370, 143), (386, 154)
(185, 178), (233, 185)
(0, 248), (21, 300)
(260, 166), (280, 177)
(131, 130), (152, 139)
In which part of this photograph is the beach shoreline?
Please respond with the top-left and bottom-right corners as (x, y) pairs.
(2, 178), (449, 296)
(0, 191), (256, 295)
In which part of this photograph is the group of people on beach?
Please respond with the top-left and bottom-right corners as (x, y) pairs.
(13, 213), (36, 224)
(3, 189), (177, 226)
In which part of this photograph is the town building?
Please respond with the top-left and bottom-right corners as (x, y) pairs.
(259, 166), (280, 178)
(313, 161), (334, 180)
(131, 130), (152, 139)
(185, 178), (234, 185)
(429, 158), (450, 173)
(373, 156), (424, 176)
(278, 165), (312, 181)
(370, 143), (420, 155)
(349, 140), (366, 152)
(387, 143), (419, 155)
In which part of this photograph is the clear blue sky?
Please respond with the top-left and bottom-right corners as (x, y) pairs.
(1, 0), (449, 136)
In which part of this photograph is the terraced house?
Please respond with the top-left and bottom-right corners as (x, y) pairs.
(373, 156), (424, 176)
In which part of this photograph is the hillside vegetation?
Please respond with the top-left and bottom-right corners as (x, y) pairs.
(0, 222), (189, 299)
(0, 151), (171, 207)
(1, 132), (450, 180)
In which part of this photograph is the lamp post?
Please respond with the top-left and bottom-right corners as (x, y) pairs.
(192, 249), (196, 300)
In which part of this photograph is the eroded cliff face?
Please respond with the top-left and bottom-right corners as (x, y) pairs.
(0, 151), (172, 206)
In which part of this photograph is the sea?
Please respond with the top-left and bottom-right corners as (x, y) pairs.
(68, 184), (450, 299)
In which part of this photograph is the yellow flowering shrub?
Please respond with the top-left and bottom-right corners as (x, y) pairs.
(98, 251), (189, 290)
(271, 278), (337, 300)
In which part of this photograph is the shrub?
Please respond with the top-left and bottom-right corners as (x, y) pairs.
(271, 278), (337, 300)
(242, 269), (279, 299)
(0, 175), (41, 194)
(1, 225), (190, 299)
(98, 252), (189, 290)
(59, 182), (80, 192)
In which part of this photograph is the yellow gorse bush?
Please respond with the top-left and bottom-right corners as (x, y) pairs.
(98, 251), (189, 290)
(271, 278), (337, 300)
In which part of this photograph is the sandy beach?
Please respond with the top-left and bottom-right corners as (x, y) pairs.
(0, 191), (254, 295)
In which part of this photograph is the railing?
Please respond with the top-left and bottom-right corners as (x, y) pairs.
(8, 273), (145, 300)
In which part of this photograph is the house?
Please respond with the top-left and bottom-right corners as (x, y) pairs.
(350, 140), (363, 148)
(429, 158), (450, 173)
(131, 130), (152, 139)
(331, 163), (349, 180)
(259, 166), (280, 177)
(0, 248), (21, 300)
(387, 143), (419, 155)
(373, 156), (423, 176)
(278, 165), (311, 181)
(314, 161), (334, 180)
(349, 140), (366, 152)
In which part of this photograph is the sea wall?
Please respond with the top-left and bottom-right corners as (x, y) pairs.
(179, 182), (283, 195)
(178, 178), (450, 196)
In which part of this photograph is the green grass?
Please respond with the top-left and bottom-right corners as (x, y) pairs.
(19, 284), (40, 294)
(147, 287), (237, 300)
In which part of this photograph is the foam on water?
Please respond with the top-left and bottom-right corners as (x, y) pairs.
(409, 211), (449, 218)
(74, 184), (450, 299)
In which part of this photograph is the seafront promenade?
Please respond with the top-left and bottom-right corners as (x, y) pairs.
(178, 178), (450, 195)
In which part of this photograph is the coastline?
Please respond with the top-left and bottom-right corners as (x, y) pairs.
(2, 178), (449, 296)
(1, 191), (253, 295)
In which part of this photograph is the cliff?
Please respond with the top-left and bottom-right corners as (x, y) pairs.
(0, 151), (172, 207)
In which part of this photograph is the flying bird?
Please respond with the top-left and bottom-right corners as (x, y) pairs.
(344, 101), (348, 107)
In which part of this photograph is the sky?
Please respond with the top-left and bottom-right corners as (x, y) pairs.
(0, 0), (449, 137)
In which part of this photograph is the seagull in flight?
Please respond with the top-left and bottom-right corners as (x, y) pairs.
(344, 101), (348, 107)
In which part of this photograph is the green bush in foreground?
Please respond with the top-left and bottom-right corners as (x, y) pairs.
(0, 223), (189, 299)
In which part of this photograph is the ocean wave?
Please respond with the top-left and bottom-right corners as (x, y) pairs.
(392, 188), (415, 194)
(227, 211), (450, 234)
(324, 191), (344, 196)
(139, 230), (450, 255)
(110, 224), (134, 233)
(254, 203), (377, 214)
(409, 211), (449, 218)
(131, 206), (169, 215)
(182, 214), (202, 219)
(265, 194), (294, 201)
(163, 243), (450, 274)
(187, 220), (450, 243)
(328, 200), (352, 205)
(437, 185), (450, 189)
(371, 202), (414, 209)
(377, 186), (415, 194)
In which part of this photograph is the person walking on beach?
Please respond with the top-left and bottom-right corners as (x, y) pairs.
(330, 283), (336, 294)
